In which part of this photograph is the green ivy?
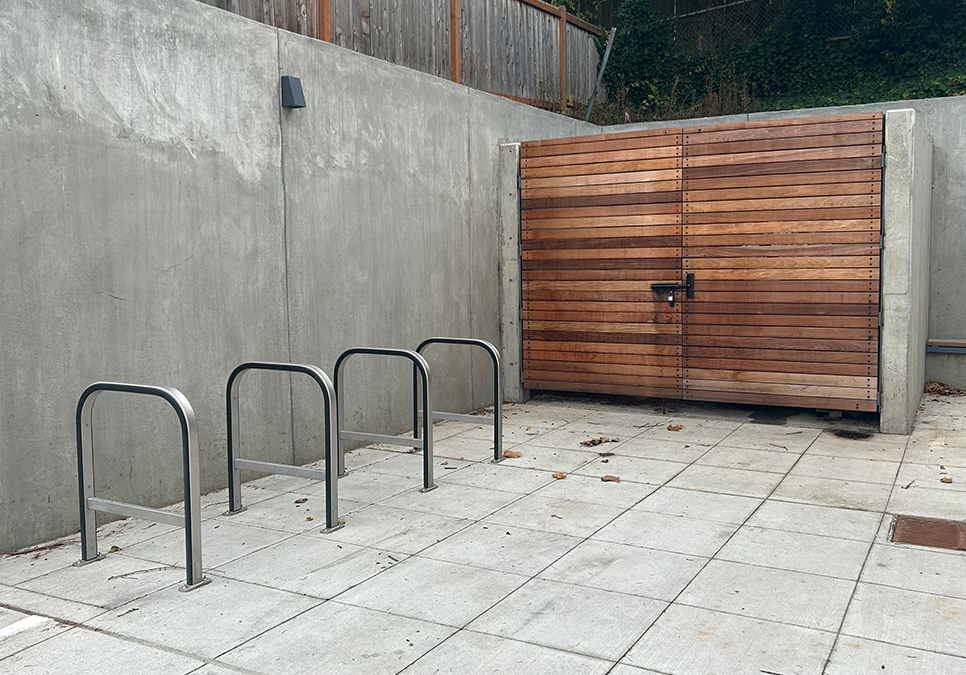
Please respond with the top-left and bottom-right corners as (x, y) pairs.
(596, 0), (966, 123)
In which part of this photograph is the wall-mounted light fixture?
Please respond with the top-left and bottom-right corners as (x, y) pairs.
(281, 76), (306, 109)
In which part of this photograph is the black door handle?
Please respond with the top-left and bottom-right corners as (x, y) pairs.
(651, 273), (694, 307)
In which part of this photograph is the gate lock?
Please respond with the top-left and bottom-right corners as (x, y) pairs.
(651, 273), (694, 307)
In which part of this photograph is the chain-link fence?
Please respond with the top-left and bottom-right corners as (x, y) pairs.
(649, 0), (866, 57)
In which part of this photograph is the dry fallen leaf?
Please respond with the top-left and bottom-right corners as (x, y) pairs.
(294, 498), (308, 504)
(552, 472), (566, 480)
(581, 436), (619, 447)
(526, 426), (531, 431)
(306, 516), (313, 521)
(551, 514), (563, 519)
(503, 450), (522, 459)
(601, 475), (620, 483)
(441, 461), (448, 465)
(108, 545), (122, 553)
(667, 424), (683, 432)
(941, 477), (953, 484)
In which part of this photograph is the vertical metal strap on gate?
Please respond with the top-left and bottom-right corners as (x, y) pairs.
(74, 382), (209, 591)
(334, 348), (436, 492)
(225, 362), (342, 533)
(414, 338), (503, 463)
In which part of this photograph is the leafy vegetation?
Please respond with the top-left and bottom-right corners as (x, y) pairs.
(580, 0), (966, 124)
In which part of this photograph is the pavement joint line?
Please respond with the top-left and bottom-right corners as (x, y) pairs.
(820, 432), (917, 673)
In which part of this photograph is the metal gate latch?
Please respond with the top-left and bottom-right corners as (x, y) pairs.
(651, 273), (694, 307)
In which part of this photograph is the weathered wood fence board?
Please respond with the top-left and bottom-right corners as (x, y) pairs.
(198, 0), (601, 108)
(521, 113), (884, 413)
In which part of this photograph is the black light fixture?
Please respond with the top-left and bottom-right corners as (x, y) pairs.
(281, 76), (306, 109)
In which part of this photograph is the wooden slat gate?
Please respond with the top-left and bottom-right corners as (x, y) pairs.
(520, 113), (882, 412)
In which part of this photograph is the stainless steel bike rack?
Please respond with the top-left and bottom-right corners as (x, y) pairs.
(334, 348), (436, 492)
(74, 382), (209, 591)
(414, 338), (503, 463)
(225, 362), (343, 533)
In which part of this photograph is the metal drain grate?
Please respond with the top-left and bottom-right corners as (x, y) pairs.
(892, 515), (966, 551)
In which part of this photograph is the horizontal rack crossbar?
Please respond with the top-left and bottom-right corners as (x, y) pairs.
(87, 497), (185, 528)
(233, 458), (326, 481)
(340, 430), (422, 448)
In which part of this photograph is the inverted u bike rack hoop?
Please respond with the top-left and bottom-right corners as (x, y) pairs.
(225, 362), (342, 533)
(334, 348), (436, 492)
(74, 382), (209, 591)
(414, 338), (503, 463)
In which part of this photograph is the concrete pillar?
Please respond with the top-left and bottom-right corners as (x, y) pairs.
(879, 110), (933, 433)
(498, 143), (529, 403)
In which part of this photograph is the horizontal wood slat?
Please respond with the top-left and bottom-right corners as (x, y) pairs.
(683, 170), (880, 192)
(524, 379), (683, 400)
(684, 132), (882, 158)
(524, 340), (682, 356)
(520, 111), (882, 414)
(681, 119), (882, 145)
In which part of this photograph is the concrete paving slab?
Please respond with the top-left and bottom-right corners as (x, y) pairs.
(677, 559), (855, 631)
(887, 483), (966, 519)
(825, 636), (966, 674)
(715, 423), (822, 453)
(87, 577), (319, 659)
(213, 534), (405, 598)
(860, 543), (966, 599)
(436, 463), (554, 494)
(0, 584), (108, 624)
(0, 545), (80, 587)
(467, 578), (666, 660)
(432, 434), (508, 462)
(460, 422), (554, 445)
(806, 431), (908, 461)
(0, 626), (204, 675)
(716, 526), (871, 579)
(418, 522), (580, 576)
(904, 430), (966, 467)
(120, 519), (290, 569)
(341, 446), (401, 471)
(485, 494), (625, 538)
(611, 437), (711, 463)
(397, 630), (613, 675)
(19, 554), (182, 609)
(666, 464), (786, 498)
(379, 482), (522, 521)
(211, 492), (332, 534)
(772, 475), (892, 511)
(524, 426), (634, 452)
(841, 582), (966, 656)
(533, 472), (658, 508)
(335, 556), (526, 627)
(499, 443), (598, 473)
(539, 539), (707, 601)
(623, 604), (836, 675)
(746, 500), (883, 542)
(639, 419), (743, 446)
(323, 505), (472, 555)
(594, 510), (738, 557)
(694, 445), (801, 473)
(633, 486), (762, 525)
(574, 455), (688, 486)
(316, 469), (422, 504)
(790, 455), (901, 485)
(0, 610), (69, 661)
(895, 461), (966, 490)
(219, 601), (454, 675)
(362, 453), (475, 479)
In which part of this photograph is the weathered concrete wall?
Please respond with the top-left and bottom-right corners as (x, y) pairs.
(600, 97), (966, 391)
(0, 0), (593, 553)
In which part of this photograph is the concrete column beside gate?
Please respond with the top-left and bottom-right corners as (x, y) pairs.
(879, 109), (933, 434)
(498, 142), (529, 403)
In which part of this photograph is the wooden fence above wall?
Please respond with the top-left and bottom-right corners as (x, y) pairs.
(197, 0), (602, 110)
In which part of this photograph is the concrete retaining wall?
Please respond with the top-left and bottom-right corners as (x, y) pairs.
(0, 0), (593, 553)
